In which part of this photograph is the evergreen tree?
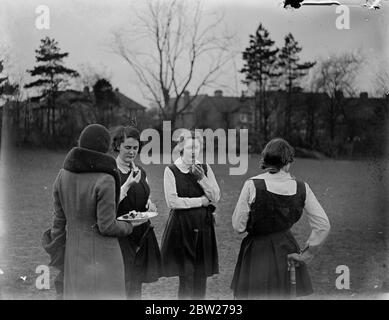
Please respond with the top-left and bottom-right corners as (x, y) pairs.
(241, 23), (279, 143)
(0, 60), (18, 96)
(0, 60), (7, 89)
(278, 33), (315, 138)
(24, 37), (79, 138)
(92, 78), (118, 126)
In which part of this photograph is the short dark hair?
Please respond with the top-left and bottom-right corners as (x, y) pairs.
(260, 138), (294, 173)
(111, 125), (141, 152)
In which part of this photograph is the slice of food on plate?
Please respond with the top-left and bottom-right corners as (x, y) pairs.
(118, 210), (158, 221)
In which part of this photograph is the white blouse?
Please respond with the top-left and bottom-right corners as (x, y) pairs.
(164, 158), (221, 209)
(232, 171), (330, 248)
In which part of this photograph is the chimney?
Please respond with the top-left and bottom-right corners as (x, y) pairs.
(360, 92), (368, 99)
(184, 90), (190, 106)
(214, 90), (223, 97)
(240, 90), (246, 101)
(335, 90), (343, 100)
(83, 86), (90, 95)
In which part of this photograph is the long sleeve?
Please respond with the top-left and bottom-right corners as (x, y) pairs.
(232, 180), (256, 233)
(96, 175), (133, 237)
(198, 164), (221, 203)
(164, 166), (204, 209)
(303, 183), (331, 247)
(51, 170), (67, 240)
(120, 185), (128, 202)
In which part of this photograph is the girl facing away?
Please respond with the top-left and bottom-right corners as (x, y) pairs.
(231, 138), (330, 299)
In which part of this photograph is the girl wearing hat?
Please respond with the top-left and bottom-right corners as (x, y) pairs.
(112, 125), (162, 299)
(231, 138), (331, 299)
(161, 131), (220, 299)
(48, 124), (133, 299)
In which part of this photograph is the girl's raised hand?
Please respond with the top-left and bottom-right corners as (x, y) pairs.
(125, 169), (141, 188)
(191, 164), (205, 181)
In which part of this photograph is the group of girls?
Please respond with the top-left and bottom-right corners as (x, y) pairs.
(47, 124), (330, 300)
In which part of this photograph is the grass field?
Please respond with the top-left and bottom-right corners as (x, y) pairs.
(0, 148), (388, 299)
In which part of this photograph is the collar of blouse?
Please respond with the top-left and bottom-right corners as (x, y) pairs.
(174, 157), (202, 173)
(260, 170), (294, 181)
(116, 156), (132, 174)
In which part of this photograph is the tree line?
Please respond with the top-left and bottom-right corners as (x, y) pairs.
(1, 0), (387, 157)
(1, 38), (139, 148)
(240, 24), (387, 157)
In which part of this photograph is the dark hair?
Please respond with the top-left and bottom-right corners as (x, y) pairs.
(111, 125), (141, 152)
(260, 138), (294, 173)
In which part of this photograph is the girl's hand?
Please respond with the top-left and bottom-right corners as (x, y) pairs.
(201, 196), (210, 207)
(287, 250), (314, 265)
(146, 200), (157, 212)
(212, 211), (218, 226)
(191, 164), (205, 181)
(131, 220), (147, 227)
(124, 169), (141, 189)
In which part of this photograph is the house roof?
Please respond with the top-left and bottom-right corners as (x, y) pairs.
(172, 93), (253, 114)
(8, 88), (147, 111)
(170, 94), (208, 114)
(198, 95), (253, 113)
(114, 91), (146, 111)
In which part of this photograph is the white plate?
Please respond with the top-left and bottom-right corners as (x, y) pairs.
(118, 211), (158, 222)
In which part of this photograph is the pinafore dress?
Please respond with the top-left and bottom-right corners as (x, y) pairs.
(161, 164), (219, 278)
(231, 178), (313, 299)
(117, 166), (162, 284)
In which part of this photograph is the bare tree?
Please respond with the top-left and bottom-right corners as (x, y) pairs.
(76, 63), (113, 89)
(374, 69), (389, 97)
(313, 52), (364, 142)
(112, 0), (235, 129)
(0, 58), (22, 147)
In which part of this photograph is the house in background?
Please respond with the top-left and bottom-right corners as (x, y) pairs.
(173, 90), (255, 131)
(1, 87), (147, 146)
(170, 88), (388, 156)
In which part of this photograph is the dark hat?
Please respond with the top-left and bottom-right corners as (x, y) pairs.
(78, 124), (111, 153)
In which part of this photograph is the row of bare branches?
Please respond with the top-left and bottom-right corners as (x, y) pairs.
(112, 0), (236, 128)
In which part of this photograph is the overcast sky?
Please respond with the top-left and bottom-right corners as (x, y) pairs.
(1, 0), (388, 107)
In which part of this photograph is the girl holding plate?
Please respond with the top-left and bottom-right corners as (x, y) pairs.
(161, 131), (221, 299)
(112, 125), (162, 299)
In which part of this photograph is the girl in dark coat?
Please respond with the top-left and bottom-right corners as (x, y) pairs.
(48, 124), (133, 300)
(112, 126), (162, 299)
(161, 131), (220, 299)
(231, 138), (331, 299)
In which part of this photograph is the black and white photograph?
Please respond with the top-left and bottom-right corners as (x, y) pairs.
(0, 0), (388, 304)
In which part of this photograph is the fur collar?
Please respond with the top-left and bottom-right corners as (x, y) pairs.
(63, 147), (121, 207)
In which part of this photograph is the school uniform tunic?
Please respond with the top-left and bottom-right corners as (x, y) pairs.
(117, 165), (162, 287)
(161, 158), (220, 278)
(231, 171), (330, 299)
